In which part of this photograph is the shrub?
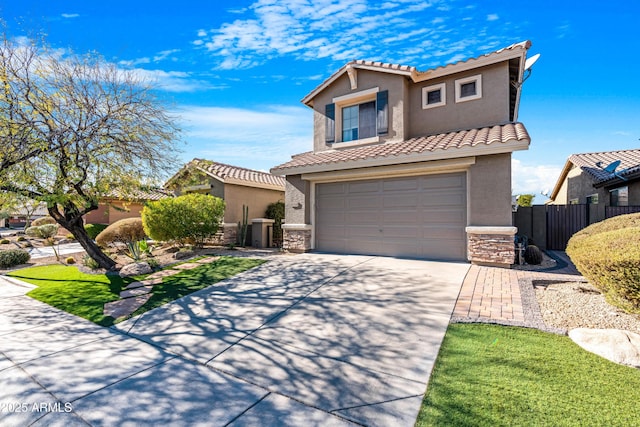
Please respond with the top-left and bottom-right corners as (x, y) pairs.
(0, 249), (31, 268)
(265, 200), (285, 247)
(0, 239), (9, 244)
(567, 214), (640, 312)
(16, 236), (26, 242)
(524, 245), (543, 265)
(66, 233), (75, 240)
(66, 256), (76, 264)
(142, 194), (225, 247)
(95, 218), (146, 247)
(82, 254), (101, 270)
(25, 224), (59, 239)
(85, 223), (109, 240)
(31, 216), (57, 227)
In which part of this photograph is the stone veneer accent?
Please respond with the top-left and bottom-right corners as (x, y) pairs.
(222, 223), (238, 245)
(282, 225), (312, 253)
(466, 226), (516, 268)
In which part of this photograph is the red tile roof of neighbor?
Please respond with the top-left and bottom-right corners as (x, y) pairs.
(104, 187), (173, 201)
(190, 159), (286, 189)
(271, 123), (530, 174)
(569, 149), (640, 184)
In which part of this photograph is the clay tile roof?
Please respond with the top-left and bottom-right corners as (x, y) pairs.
(271, 123), (530, 174)
(569, 149), (640, 184)
(191, 159), (286, 189)
(105, 187), (174, 201)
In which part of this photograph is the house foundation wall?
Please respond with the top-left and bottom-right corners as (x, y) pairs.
(466, 226), (516, 268)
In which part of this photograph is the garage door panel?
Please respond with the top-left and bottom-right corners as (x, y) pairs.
(383, 194), (419, 208)
(382, 177), (420, 191)
(317, 182), (347, 196)
(348, 196), (381, 209)
(421, 174), (465, 190)
(316, 172), (466, 261)
(347, 181), (381, 193)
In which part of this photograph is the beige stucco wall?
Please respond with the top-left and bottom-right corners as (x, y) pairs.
(223, 183), (284, 224)
(311, 70), (408, 152)
(283, 175), (310, 225)
(408, 63), (510, 137)
(467, 153), (513, 226)
(84, 201), (145, 225)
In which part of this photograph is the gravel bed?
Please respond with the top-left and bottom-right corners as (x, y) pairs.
(535, 281), (640, 334)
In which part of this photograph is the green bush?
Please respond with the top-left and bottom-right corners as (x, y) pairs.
(142, 194), (225, 247)
(0, 239), (9, 244)
(25, 224), (59, 239)
(567, 214), (640, 312)
(16, 236), (26, 242)
(82, 254), (100, 270)
(66, 256), (76, 264)
(0, 249), (31, 268)
(31, 216), (57, 227)
(265, 200), (284, 247)
(84, 223), (109, 240)
(95, 218), (146, 247)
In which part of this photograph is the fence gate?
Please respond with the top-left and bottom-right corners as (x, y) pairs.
(546, 204), (588, 250)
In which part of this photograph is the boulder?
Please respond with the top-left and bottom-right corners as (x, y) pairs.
(119, 261), (152, 277)
(173, 250), (195, 260)
(569, 328), (640, 368)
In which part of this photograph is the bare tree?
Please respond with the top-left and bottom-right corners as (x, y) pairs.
(0, 35), (181, 269)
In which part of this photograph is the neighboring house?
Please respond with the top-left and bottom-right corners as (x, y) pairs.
(84, 187), (173, 225)
(271, 41), (536, 267)
(548, 149), (640, 221)
(165, 158), (286, 244)
(3, 202), (48, 228)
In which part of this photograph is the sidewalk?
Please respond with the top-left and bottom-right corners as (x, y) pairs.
(452, 251), (584, 329)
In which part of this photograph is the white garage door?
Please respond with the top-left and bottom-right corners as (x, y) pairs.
(315, 172), (467, 260)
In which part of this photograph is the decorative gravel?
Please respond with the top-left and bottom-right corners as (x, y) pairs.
(535, 281), (640, 335)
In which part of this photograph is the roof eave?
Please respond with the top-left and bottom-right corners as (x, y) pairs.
(271, 138), (530, 176)
(548, 160), (574, 202)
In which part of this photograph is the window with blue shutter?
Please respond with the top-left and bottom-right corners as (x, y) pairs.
(325, 103), (335, 143)
(376, 90), (388, 135)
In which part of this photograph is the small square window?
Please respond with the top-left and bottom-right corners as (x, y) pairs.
(586, 194), (599, 205)
(610, 186), (629, 207)
(455, 74), (482, 103)
(422, 83), (446, 109)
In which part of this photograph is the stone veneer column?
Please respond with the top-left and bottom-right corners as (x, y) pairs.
(282, 224), (312, 253)
(222, 223), (238, 245)
(465, 226), (517, 268)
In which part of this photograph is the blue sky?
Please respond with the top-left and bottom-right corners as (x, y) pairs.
(2, 0), (639, 199)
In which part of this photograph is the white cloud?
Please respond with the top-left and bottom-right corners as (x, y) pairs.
(131, 69), (225, 92)
(487, 13), (499, 21)
(177, 105), (312, 170)
(153, 49), (181, 62)
(512, 159), (563, 197)
(194, 0), (517, 70)
(61, 13), (79, 19)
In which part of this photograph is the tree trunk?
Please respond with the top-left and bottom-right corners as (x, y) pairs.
(48, 207), (116, 270)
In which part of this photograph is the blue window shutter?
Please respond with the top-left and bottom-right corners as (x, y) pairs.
(325, 103), (335, 143)
(376, 90), (388, 135)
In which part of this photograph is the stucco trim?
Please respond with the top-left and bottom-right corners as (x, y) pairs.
(277, 138), (529, 176)
(465, 226), (517, 235)
(302, 157), (476, 183)
(282, 223), (313, 231)
(223, 177), (286, 192)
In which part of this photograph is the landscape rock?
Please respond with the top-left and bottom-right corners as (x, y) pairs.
(173, 250), (195, 260)
(569, 328), (640, 368)
(119, 261), (152, 277)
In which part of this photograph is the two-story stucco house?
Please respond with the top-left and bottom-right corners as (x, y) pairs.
(271, 41), (536, 267)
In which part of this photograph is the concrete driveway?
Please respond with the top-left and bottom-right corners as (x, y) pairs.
(0, 253), (469, 426)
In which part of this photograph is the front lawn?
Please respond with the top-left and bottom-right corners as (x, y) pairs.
(418, 323), (640, 426)
(7, 257), (265, 327)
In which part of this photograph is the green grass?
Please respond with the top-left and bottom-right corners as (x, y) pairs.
(417, 323), (640, 427)
(7, 257), (265, 327)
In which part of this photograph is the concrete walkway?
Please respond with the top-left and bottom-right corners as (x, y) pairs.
(0, 253), (469, 426)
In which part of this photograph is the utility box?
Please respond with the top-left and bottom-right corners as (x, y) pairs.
(251, 218), (275, 248)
